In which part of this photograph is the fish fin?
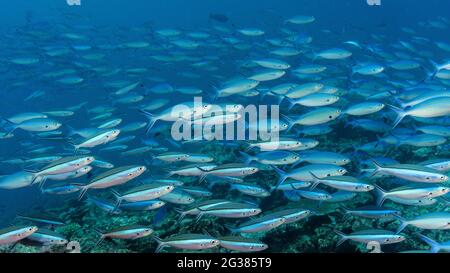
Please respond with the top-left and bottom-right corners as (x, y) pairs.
(197, 167), (210, 183)
(64, 124), (77, 136)
(165, 138), (182, 149)
(308, 171), (321, 190)
(271, 165), (289, 190)
(393, 214), (408, 234)
(387, 104), (406, 129)
(77, 186), (89, 201)
(285, 97), (296, 111)
(195, 212), (204, 223)
(110, 189), (123, 211)
(373, 183), (387, 207)
(139, 109), (157, 134)
(152, 235), (165, 253)
(224, 224), (237, 234)
(0, 118), (17, 135)
(426, 59), (439, 81)
(93, 228), (105, 248)
(416, 233), (440, 253)
(238, 151), (254, 164)
(243, 142), (254, 152)
(173, 207), (187, 222)
(334, 230), (348, 247)
(283, 190), (302, 201)
(368, 158), (384, 178)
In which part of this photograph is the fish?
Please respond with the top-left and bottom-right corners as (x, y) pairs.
(369, 160), (449, 183)
(374, 184), (450, 206)
(95, 225), (153, 245)
(218, 236), (268, 252)
(395, 212), (450, 233)
(24, 228), (68, 246)
(416, 233), (450, 253)
(111, 182), (173, 208)
(0, 226), (38, 245)
(334, 229), (405, 247)
(77, 165), (147, 199)
(153, 233), (220, 253)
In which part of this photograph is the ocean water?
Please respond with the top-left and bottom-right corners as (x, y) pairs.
(0, 0), (449, 253)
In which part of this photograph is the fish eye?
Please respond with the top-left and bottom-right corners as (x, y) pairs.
(166, 186), (171, 190)
(128, 173), (133, 176)
(328, 116), (332, 119)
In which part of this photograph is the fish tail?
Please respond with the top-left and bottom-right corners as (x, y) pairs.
(285, 97), (296, 111)
(139, 109), (157, 134)
(209, 85), (219, 103)
(308, 171), (321, 190)
(427, 59), (439, 81)
(416, 233), (440, 253)
(394, 216), (408, 234)
(77, 186), (89, 201)
(334, 230), (348, 247)
(164, 170), (174, 178)
(173, 207), (187, 222)
(243, 143), (254, 152)
(195, 212), (204, 223)
(387, 104), (406, 129)
(198, 171), (209, 183)
(258, 88), (272, 101)
(110, 189), (123, 211)
(238, 151), (254, 164)
(152, 236), (166, 253)
(369, 158), (384, 178)
(388, 92), (406, 109)
(93, 228), (105, 247)
(0, 118), (17, 135)
(64, 124), (77, 136)
(224, 224), (237, 234)
(338, 205), (351, 220)
(271, 165), (289, 189)
(373, 183), (387, 207)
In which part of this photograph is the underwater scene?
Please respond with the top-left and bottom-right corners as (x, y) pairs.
(0, 0), (449, 254)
